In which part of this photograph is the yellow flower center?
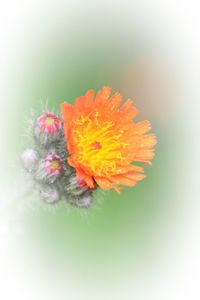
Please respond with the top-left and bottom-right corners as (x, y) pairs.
(45, 117), (55, 125)
(51, 160), (59, 169)
(72, 112), (125, 176)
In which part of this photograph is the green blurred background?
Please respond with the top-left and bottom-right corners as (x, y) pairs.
(18, 18), (173, 269)
(0, 1), (186, 299)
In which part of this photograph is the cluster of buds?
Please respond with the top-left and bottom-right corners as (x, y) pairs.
(21, 111), (93, 208)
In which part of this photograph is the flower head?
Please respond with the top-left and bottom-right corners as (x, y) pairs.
(37, 112), (61, 133)
(34, 112), (62, 146)
(44, 154), (63, 175)
(35, 154), (63, 183)
(61, 87), (157, 193)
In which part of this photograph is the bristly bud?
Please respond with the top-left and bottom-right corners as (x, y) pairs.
(63, 175), (93, 208)
(39, 184), (60, 204)
(34, 112), (62, 146)
(67, 194), (92, 208)
(34, 154), (63, 183)
(63, 175), (90, 196)
(21, 148), (39, 172)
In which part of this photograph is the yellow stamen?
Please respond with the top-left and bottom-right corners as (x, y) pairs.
(45, 117), (55, 125)
(72, 113), (126, 176)
(51, 160), (59, 169)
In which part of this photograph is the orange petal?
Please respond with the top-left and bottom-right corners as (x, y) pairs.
(140, 134), (157, 148)
(134, 120), (152, 134)
(134, 159), (153, 165)
(110, 174), (144, 186)
(94, 176), (122, 193)
(67, 157), (76, 168)
(61, 102), (74, 122)
(76, 168), (95, 188)
(75, 96), (85, 110)
(108, 92), (122, 111)
(120, 99), (139, 119)
(95, 86), (112, 105)
(123, 172), (146, 181)
(115, 164), (144, 175)
(84, 89), (95, 107)
(134, 149), (155, 161)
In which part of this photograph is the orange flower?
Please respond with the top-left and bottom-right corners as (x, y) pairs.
(61, 87), (157, 193)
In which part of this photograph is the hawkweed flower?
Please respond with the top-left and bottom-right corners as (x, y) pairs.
(21, 88), (156, 208)
(35, 154), (63, 183)
(61, 86), (157, 193)
(34, 112), (62, 146)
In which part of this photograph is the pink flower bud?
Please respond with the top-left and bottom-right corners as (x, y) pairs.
(44, 154), (63, 176)
(37, 112), (61, 134)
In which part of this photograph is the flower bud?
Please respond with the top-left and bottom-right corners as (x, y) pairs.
(39, 184), (60, 204)
(63, 175), (90, 196)
(34, 112), (62, 146)
(35, 154), (63, 183)
(68, 194), (92, 208)
(21, 148), (39, 172)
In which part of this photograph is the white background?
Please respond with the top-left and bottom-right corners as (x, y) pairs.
(0, 0), (200, 299)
